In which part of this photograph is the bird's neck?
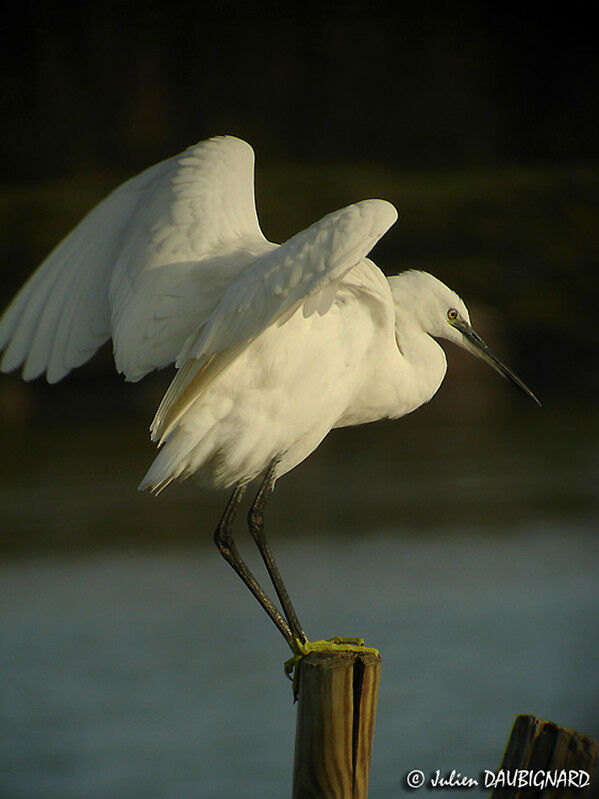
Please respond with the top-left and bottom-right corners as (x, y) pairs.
(335, 321), (448, 430)
(388, 322), (448, 418)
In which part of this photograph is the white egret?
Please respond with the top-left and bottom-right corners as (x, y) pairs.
(0, 135), (538, 656)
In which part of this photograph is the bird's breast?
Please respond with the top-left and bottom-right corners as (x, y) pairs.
(167, 299), (381, 488)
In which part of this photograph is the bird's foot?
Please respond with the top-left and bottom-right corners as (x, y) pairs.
(284, 636), (380, 700)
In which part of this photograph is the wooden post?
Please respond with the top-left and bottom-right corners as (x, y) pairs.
(292, 649), (381, 799)
(491, 714), (599, 799)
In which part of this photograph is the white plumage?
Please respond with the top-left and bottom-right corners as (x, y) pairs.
(0, 135), (537, 497)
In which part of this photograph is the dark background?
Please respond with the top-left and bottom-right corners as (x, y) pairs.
(1, 0), (597, 407)
(0, 0), (596, 563)
(3, 2), (597, 176)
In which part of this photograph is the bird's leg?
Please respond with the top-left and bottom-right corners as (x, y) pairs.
(214, 484), (293, 644)
(248, 464), (307, 647)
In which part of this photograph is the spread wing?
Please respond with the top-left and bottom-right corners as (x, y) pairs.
(0, 136), (271, 383)
(150, 198), (398, 444)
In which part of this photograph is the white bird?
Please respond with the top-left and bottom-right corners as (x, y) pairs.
(0, 135), (538, 653)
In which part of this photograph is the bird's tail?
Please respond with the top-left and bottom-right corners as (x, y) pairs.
(138, 431), (200, 495)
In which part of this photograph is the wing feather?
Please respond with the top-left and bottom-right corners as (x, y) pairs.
(0, 136), (268, 382)
(150, 199), (398, 443)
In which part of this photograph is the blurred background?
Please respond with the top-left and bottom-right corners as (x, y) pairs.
(1, 2), (598, 797)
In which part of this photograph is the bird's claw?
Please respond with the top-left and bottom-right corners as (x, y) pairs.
(284, 636), (380, 701)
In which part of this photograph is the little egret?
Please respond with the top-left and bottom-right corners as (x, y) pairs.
(0, 135), (538, 659)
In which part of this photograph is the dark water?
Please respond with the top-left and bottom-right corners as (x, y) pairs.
(1, 400), (598, 797)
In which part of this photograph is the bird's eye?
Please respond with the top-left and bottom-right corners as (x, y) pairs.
(447, 308), (459, 321)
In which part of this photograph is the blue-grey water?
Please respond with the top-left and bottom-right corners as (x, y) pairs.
(1, 398), (598, 797)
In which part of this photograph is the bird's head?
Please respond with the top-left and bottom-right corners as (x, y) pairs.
(388, 270), (540, 405)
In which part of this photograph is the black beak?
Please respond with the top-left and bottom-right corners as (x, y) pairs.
(455, 321), (541, 407)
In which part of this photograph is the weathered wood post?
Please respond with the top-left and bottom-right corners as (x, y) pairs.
(491, 714), (599, 799)
(292, 649), (381, 799)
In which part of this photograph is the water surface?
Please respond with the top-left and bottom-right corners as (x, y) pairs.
(1, 401), (598, 797)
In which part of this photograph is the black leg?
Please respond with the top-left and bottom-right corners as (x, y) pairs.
(214, 484), (293, 644)
(248, 463), (307, 645)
